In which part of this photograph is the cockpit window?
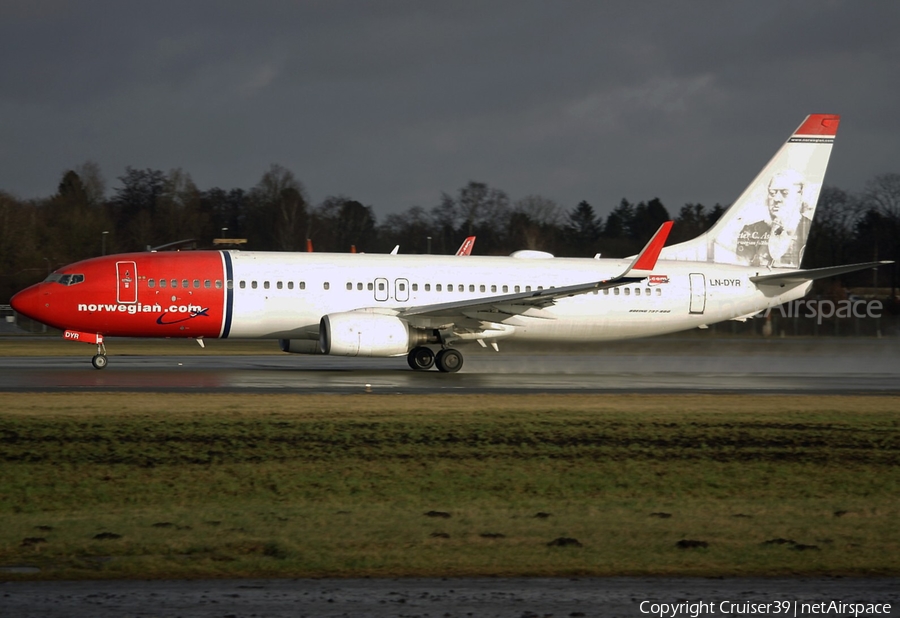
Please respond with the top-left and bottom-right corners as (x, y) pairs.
(44, 273), (84, 286)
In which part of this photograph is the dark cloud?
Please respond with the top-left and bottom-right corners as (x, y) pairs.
(1, 0), (898, 218)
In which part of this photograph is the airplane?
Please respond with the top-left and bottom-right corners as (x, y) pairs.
(388, 235), (474, 256)
(10, 114), (891, 372)
(455, 236), (476, 256)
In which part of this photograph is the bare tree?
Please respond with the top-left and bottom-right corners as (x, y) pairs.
(457, 181), (510, 237)
(157, 168), (209, 244)
(514, 195), (563, 227)
(73, 161), (107, 207)
(249, 164), (309, 251)
(864, 173), (900, 221)
(805, 185), (862, 266)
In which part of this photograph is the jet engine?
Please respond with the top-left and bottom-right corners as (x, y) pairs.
(319, 312), (434, 357)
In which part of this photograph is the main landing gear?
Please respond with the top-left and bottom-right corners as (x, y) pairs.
(407, 346), (463, 373)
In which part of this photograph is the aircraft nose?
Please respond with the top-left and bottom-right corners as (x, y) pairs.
(10, 285), (43, 321)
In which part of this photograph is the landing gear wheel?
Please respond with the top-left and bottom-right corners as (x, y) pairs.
(435, 348), (463, 373)
(91, 354), (108, 370)
(407, 346), (436, 371)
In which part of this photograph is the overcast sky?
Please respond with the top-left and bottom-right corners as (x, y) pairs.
(1, 1), (898, 219)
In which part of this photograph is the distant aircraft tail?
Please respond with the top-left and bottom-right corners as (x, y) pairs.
(456, 236), (476, 256)
(659, 114), (840, 269)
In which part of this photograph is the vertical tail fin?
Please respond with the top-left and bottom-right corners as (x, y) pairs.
(659, 114), (840, 269)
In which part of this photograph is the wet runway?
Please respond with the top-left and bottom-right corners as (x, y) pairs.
(1, 576), (898, 618)
(0, 337), (897, 393)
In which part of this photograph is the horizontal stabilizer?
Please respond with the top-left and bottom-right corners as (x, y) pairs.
(750, 261), (893, 286)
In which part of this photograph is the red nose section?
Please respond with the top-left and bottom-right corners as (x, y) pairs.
(10, 285), (43, 323)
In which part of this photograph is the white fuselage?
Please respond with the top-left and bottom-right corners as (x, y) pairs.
(225, 251), (810, 343)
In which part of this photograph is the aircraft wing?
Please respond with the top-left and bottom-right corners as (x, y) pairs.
(398, 222), (673, 323)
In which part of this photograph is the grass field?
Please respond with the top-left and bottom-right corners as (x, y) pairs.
(1, 392), (898, 580)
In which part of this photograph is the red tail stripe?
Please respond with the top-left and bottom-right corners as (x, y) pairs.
(795, 114), (840, 137)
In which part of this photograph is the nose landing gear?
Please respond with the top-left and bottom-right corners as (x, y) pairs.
(91, 352), (108, 370)
(62, 330), (108, 369)
(90, 338), (108, 369)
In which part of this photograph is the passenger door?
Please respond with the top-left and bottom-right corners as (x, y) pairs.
(117, 261), (138, 304)
(689, 273), (706, 314)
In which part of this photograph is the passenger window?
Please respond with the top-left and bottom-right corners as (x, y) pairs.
(656, 288), (662, 296)
(182, 279), (189, 288)
(378, 282), (385, 291)
(502, 285), (508, 293)
(480, 285), (485, 292)
(324, 282), (330, 290)
(525, 286), (532, 292)
(412, 284), (418, 292)
(614, 288), (620, 295)
(277, 281), (283, 290)
(491, 285), (497, 293)
(299, 282), (306, 290)
(226, 280), (233, 290)
(425, 284), (431, 291)
(514, 285), (520, 293)
(160, 279), (167, 289)
(251, 281), (258, 289)
(399, 282), (406, 291)
(240, 281), (246, 289)
(646, 288), (651, 296)
(193, 280), (200, 288)
(346, 282), (353, 291)
(263, 281), (270, 290)
(148, 279), (156, 288)
(287, 281), (293, 290)
(624, 288), (630, 296)
(357, 282), (363, 290)
(205, 280), (211, 289)
(171, 279), (178, 288)
(216, 280), (223, 289)
(436, 284), (442, 292)
(604, 289), (609, 295)
(367, 282), (373, 291)
(634, 288), (641, 296)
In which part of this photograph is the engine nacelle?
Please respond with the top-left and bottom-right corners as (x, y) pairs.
(278, 339), (321, 354)
(319, 312), (432, 357)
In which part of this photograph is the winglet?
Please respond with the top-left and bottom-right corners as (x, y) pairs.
(628, 221), (673, 273)
(456, 236), (476, 256)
